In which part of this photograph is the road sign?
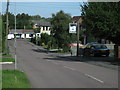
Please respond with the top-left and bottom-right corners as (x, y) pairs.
(69, 23), (77, 33)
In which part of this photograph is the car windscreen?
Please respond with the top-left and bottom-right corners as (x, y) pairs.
(93, 45), (107, 49)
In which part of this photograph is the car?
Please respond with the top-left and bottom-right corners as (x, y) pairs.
(84, 43), (110, 57)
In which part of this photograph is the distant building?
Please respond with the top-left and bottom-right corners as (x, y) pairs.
(31, 20), (51, 35)
(72, 16), (83, 24)
(7, 29), (34, 39)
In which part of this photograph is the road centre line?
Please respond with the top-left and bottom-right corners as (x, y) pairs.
(85, 74), (104, 83)
(63, 66), (76, 71)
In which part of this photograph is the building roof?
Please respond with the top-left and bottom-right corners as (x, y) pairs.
(31, 20), (51, 27)
(10, 29), (34, 34)
(72, 16), (83, 23)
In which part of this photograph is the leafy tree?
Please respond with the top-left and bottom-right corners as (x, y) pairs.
(16, 13), (32, 29)
(2, 12), (15, 29)
(41, 33), (51, 45)
(30, 15), (41, 20)
(81, 2), (120, 45)
(51, 10), (76, 48)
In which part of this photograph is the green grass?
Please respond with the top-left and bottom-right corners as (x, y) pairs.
(2, 70), (31, 88)
(0, 58), (15, 62)
(2, 54), (12, 57)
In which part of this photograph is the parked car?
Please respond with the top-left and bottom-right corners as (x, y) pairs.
(84, 43), (110, 57)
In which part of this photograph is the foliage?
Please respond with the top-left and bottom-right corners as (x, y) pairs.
(0, 18), (2, 52)
(2, 70), (31, 88)
(34, 28), (40, 33)
(51, 10), (76, 48)
(0, 58), (15, 62)
(1, 19), (6, 53)
(2, 12), (15, 29)
(2, 13), (48, 29)
(41, 33), (51, 45)
(81, 2), (120, 45)
(16, 13), (32, 29)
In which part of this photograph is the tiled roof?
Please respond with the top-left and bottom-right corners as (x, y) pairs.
(31, 20), (51, 26)
(72, 16), (83, 23)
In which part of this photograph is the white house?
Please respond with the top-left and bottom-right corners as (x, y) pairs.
(32, 20), (51, 35)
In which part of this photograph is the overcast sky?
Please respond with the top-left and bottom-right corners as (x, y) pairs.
(2, 2), (84, 18)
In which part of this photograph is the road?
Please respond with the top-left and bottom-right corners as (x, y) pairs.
(8, 39), (118, 88)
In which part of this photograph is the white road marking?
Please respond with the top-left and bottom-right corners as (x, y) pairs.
(64, 66), (76, 70)
(85, 74), (104, 83)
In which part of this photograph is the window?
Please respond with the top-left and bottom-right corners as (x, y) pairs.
(43, 26), (45, 31)
(46, 26), (48, 31)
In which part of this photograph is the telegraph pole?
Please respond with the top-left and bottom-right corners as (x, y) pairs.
(14, 2), (17, 70)
(6, 0), (9, 54)
(76, 21), (80, 57)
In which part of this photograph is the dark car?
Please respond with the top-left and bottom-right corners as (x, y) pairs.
(84, 43), (110, 57)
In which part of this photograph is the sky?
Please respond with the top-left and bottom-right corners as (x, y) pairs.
(2, 2), (84, 18)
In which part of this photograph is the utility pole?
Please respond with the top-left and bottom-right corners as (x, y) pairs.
(5, 0), (9, 55)
(14, 2), (17, 70)
(76, 20), (80, 57)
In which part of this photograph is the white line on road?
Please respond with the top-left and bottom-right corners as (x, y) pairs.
(85, 74), (104, 83)
(64, 66), (76, 71)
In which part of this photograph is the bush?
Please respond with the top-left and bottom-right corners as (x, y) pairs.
(41, 43), (45, 46)
(63, 46), (70, 52)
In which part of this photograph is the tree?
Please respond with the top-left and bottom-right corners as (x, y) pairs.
(41, 33), (51, 45)
(51, 10), (75, 48)
(2, 12), (15, 29)
(81, 2), (120, 45)
(16, 13), (32, 29)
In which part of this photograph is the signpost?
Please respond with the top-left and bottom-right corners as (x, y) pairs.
(69, 23), (77, 33)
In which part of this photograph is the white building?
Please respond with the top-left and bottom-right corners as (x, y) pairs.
(7, 29), (34, 39)
(32, 20), (51, 35)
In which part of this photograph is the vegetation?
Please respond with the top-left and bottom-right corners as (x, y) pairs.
(2, 13), (50, 30)
(2, 70), (31, 88)
(0, 58), (15, 62)
(0, 18), (2, 53)
(50, 10), (77, 51)
(81, 2), (120, 45)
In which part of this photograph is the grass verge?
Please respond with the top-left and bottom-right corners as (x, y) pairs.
(0, 58), (15, 62)
(2, 54), (12, 57)
(2, 70), (31, 88)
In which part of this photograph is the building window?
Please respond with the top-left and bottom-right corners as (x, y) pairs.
(46, 26), (48, 31)
(43, 26), (45, 31)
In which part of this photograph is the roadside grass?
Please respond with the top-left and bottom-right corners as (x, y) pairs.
(0, 58), (15, 62)
(2, 54), (12, 57)
(2, 70), (31, 88)
(0, 54), (15, 62)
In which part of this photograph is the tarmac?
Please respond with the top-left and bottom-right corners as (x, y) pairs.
(28, 41), (120, 71)
(1, 40), (120, 71)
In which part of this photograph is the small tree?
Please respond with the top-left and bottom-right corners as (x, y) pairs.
(51, 10), (76, 49)
(41, 33), (51, 45)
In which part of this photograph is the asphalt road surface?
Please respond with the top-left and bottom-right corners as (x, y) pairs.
(8, 39), (118, 88)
